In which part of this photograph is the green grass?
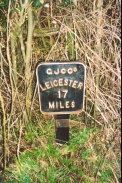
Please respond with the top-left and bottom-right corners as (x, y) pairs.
(4, 120), (120, 183)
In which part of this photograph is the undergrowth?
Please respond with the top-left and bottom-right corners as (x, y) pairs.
(4, 118), (121, 183)
(0, 0), (121, 182)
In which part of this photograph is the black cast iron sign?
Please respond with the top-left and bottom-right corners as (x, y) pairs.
(36, 61), (86, 115)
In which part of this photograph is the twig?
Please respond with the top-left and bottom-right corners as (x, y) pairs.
(0, 92), (6, 172)
(17, 120), (22, 164)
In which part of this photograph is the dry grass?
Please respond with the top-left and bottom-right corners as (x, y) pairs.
(0, 0), (121, 182)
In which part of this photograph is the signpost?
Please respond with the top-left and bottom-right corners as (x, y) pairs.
(36, 61), (86, 144)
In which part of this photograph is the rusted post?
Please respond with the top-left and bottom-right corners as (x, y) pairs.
(54, 115), (69, 144)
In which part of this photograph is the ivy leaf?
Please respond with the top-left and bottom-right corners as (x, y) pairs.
(65, 0), (71, 3)
(0, 4), (5, 7)
(59, 0), (73, 7)
(59, 2), (65, 6)
(33, 0), (44, 7)
(4, 0), (9, 6)
(1, 19), (7, 27)
(9, 8), (19, 19)
(18, 4), (22, 11)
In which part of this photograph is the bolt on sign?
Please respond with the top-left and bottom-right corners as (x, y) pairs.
(36, 61), (86, 115)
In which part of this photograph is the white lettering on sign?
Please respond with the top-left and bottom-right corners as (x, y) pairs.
(36, 62), (86, 113)
(53, 80), (58, 87)
(72, 80), (78, 88)
(49, 101), (75, 109)
(49, 101), (55, 109)
(46, 68), (52, 75)
(46, 67), (77, 75)
(39, 78), (83, 91)
(45, 81), (51, 89)
(58, 89), (68, 99)
(59, 78), (63, 86)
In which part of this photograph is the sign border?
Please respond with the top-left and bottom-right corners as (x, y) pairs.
(36, 61), (86, 115)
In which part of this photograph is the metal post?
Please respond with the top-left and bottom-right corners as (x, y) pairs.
(54, 114), (69, 145)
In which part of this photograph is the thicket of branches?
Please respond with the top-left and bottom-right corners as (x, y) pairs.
(0, 0), (121, 181)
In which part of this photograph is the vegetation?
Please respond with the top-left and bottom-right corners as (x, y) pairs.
(0, 0), (121, 182)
